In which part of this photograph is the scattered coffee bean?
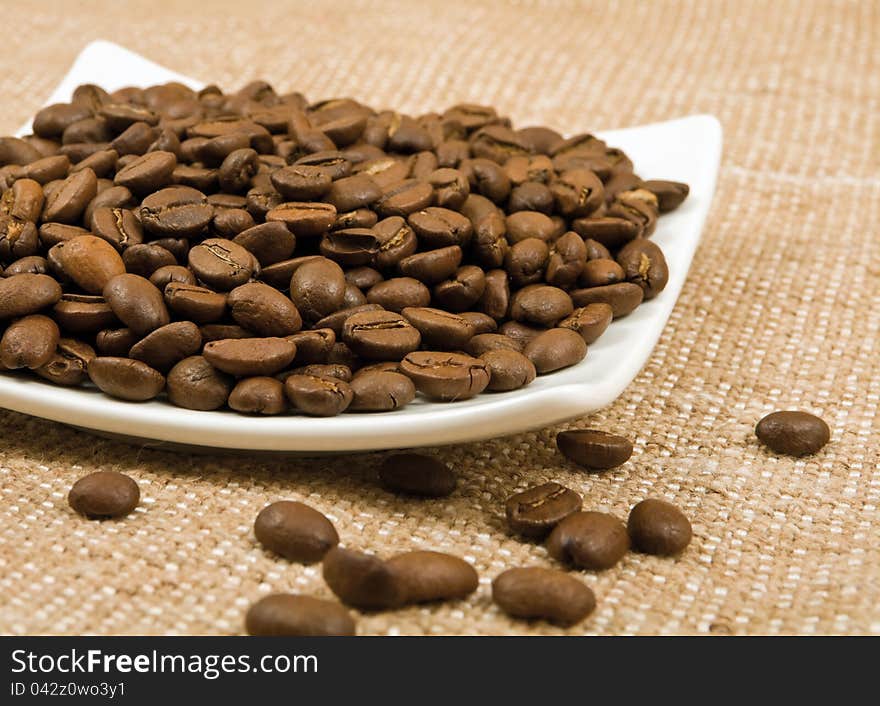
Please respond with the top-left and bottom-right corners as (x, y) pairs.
(254, 500), (339, 563)
(68, 470), (139, 519)
(627, 499), (692, 555)
(755, 410), (830, 456)
(322, 546), (404, 610)
(378, 453), (456, 497)
(556, 429), (633, 470)
(385, 551), (478, 604)
(245, 594), (355, 637)
(505, 482), (582, 537)
(546, 511), (630, 570)
(492, 567), (596, 627)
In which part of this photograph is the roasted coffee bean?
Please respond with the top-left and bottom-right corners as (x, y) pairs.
(271, 164), (332, 200)
(313, 303), (382, 336)
(642, 179), (689, 212)
(466, 332), (522, 356)
(90, 207), (143, 250)
(492, 567), (595, 627)
(550, 169), (604, 217)
(36, 222), (86, 248)
(0, 314), (59, 369)
(609, 189), (658, 237)
(556, 429), (633, 470)
(342, 309), (421, 360)
(3, 255), (47, 277)
(408, 207), (472, 248)
(2, 178), (44, 221)
(517, 125), (563, 154)
(203, 337), (296, 376)
(320, 227), (380, 266)
(505, 482), (582, 537)
(226, 281), (301, 337)
(366, 277), (430, 312)
(571, 216), (640, 249)
(0, 273), (62, 319)
(428, 167), (469, 209)
(342, 282), (367, 308)
(87, 356), (165, 401)
(349, 369), (416, 411)
(42, 168), (96, 224)
(547, 511), (629, 570)
(53, 235), (125, 294)
(399, 351), (490, 401)
(0, 216), (39, 261)
(291, 363), (352, 382)
(398, 245), (462, 284)
(68, 471), (139, 519)
(140, 187), (213, 240)
(332, 207), (378, 231)
(506, 210), (556, 243)
(164, 282), (226, 323)
(284, 374), (353, 416)
(228, 376), (287, 414)
(480, 349), (537, 391)
(289, 256), (346, 321)
(212, 207), (255, 237)
(293, 151), (352, 180)
(103, 274), (169, 335)
(374, 179), (434, 217)
(616, 239), (668, 299)
(378, 453), (456, 497)
(579, 258), (624, 288)
(187, 238), (254, 291)
(508, 181), (554, 214)
(628, 499), (692, 555)
(149, 264), (195, 290)
(477, 269), (509, 320)
(129, 321), (202, 372)
(432, 265), (486, 312)
(571, 282), (644, 318)
(166, 355), (233, 410)
(199, 323), (252, 342)
(504, 154), (554, 186)
(755, 410), (831, 456)
(233, 221), (295, 266)
(83, 185), (134, 225)
(95, 327), (139, 356)
(0, 135), (43, 164)
(114, 150), (176, 195)
(322, 547), (403, 610)
(386, 551), (478, 604)
(245, 594), (355, 637)
(258, 255), (319, 289)
(324, 174), (382, 212)
(288, 328), (336, 364)
(510, 285), (573, 327)
(21, 155), (70, 185)
(558, 303), (613, 344)
(505, 238), (548, 287)
(498, 321), (542, 348)
(218, 148), (258, 193)
(36, 338), (95, 386)
(254, 500), (339, 563)
(401, 306), (474, 350)
(33, 103), (94, 140)
(266, 201), (336, 238)
(460, 310), (498, 334)
(523, 328), (587, 374)
(122, 243), (176, 278)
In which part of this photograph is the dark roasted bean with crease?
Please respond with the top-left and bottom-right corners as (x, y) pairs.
(547, 511), (630, 570)
(493, 567), (595, 627)
(254, 500), (339, 563)
(378, 453), (456, 497)
(523, 328), (587, 374)
(571, 282), (643, 318)
(399, 350), (489, 401)
(480, 349), (536, 391)
(556, 429), (633, 470)
(755, 410), (830, 456)
(505, 482), (582, 537)
(284, 373), (353, 416)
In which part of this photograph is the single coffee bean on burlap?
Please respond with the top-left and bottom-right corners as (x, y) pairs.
(245, 594), (355, 637)
(755, 410), (830, 456)
(556, 429), (633, 470)
(505, 482), (582, 537)
(546, 511), (630, 570)
(68, 471), (139, 519)
(627, 499), (692, 556)
(492, 567), (596, 627)
(385, 551), (479, 604)
(254, 500), (339, 563)
(378, 453), (456, 497)
(322, 546), (404, 611)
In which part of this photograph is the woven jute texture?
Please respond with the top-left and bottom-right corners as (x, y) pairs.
(1, 0), (878, 636)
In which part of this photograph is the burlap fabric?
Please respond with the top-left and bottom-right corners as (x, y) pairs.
(1, 0), (877, 636)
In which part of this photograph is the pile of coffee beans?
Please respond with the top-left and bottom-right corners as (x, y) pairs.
(0, 81), (688, 414)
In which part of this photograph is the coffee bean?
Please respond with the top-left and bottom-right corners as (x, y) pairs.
(342, 309), (421, 360)
(481, 349), (537, 391)
(87, 356), (165, 401)
(149, 264), (195, 290)
(284, 374), (353, 416)
(400, 351), (490, 401)
(755, 410), (830, 456)
(322, 546), (404, 610)
(218, 148), (258, 193)
(505, 482), (582, 537)
(505, 238), (548, 287)
(95, 327), (139, 356)
(320, 227), (381, 267)
(460, 311), (497, 335)
(642, 179), (689, 212)
(570, 282), (644, 318)
(546, 511), (629, 570)
(400, 306), (475, 350)
(627, 499), (692, 555)
(492, 567), (595, 627)
(580, 258), (625, 288)
(386, 551), (478, 604)
(466, 333), (521, 356)
(188, 238), (255, 291)
(128, 321), (202, 372)
(227, 281), (302, 337)
(350, 370), (416, 411)
(166, 355), (232, 410)
(266, 201), (337, 238)
(378, 453), (456, 497)
(398, 245), (462, 285)
(36, 338), (95, 386)
(366, 277), (430, 312)
(271, 165), (332, 200)
(245, 594), (355, 636)
(203, 337), (296, 376)
(232, 221), (295, 266)
(0, 314), (59, 369)
(228, 376), (287, 414)
(140, 186), (213, 238)
(291, 363), (352, 382)
(289, 256), (346, 322)
(90, 207), (143, 250)
(254, 500), (339, 563)
(42, 169), (97, 224)
(53, 235), (125, 294)
(68, 471), (139, 519)
(122, 243), (177, 278)
(288, 328), (336, 364)
(375, 179), (434, 217)
(103, 274), (169, 335)
(616, 239), (668, 299)
(114, 150), (176, 195)
(510, 285), (573, 327)
(558, 303), (613, 344)
(556, 429), (633, 470)
(408, 207), (473, 248)
(571, 216), (640, 249)
(523, 328), (587, 374)
(0, 273), (62, 319)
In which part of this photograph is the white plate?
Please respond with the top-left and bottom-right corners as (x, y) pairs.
(2, 40), (722, 452)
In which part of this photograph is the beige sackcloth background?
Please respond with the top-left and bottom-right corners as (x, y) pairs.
(0, 0), (878, 636)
